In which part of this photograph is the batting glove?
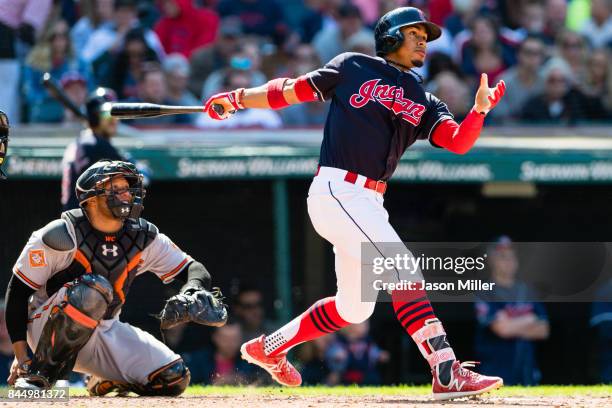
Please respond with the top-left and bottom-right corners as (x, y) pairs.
(203, 88), (245, 120)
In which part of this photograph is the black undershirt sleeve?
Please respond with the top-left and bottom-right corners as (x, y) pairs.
(5, 274), (36, 343)
(174, 261), (212, 292)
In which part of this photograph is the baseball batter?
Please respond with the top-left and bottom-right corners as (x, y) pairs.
(61, 87), (125, 210)
(5, 160), (227, 395)
(203, 7), (506, 400)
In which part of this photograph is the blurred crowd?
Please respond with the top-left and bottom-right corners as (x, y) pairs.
(0, 0), (610, 128)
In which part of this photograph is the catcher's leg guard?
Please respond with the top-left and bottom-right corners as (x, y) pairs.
(131, 359), (190, 396)
(25, 274), (113, 388)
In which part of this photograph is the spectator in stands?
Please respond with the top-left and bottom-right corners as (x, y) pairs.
(444, 0), (482, 38)
(163, 53), (198, 123)
(277, 44), (328, 127)
(154, 0), (219, 58)
(518, 0), (547, 39)
(0, 0), (53, 123)
(591, 280), (612, 383)
(23, 19), (93, 123)
(324, 321), (389, 385)
(98, 27), (159, 100)
(201, 39), (267, 98)
(0, 300), (14, 385)
(474, 236), (550, 386)
(184, 322), (257, 385)
(427, 71), (472, 120)
(189, 17), (242, 98)
(81, 0), (164, 65)
(70, 0), (114, 55)
(555, 29), (589, 88)
(521, 58), (608, 124)
(580, 0), (612, 49)
(127, 62), (191, 125)
(581, 49), (611, 110)
(197, 69), (282, 128)
(492, 35), (546, 122)
(217, 0), (288, 45)
(60, 71), (89, 123)
(296, 335), (336, 385)
(458, 14), (516, 84)
(426, 52), (464, 82)
(543, 0), (569, 44)
(298, 0), (341, 43)
(233, 285), (275, 343)
(312, 3), (374, 64)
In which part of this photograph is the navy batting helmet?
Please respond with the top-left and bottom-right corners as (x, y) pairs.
(374, 7), (442, 57)
(86, 87), (117, 128)
(76, 159), (145, 221)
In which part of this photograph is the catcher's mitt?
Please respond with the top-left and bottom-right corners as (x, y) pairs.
(157, 287), (228, 330)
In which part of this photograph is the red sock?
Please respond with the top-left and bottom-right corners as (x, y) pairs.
(392, 288), (436, 335)
(392, 288), (456, 369)
(264, 297), (349, 356)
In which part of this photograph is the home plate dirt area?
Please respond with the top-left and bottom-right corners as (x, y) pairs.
(1, 385), (610, 407)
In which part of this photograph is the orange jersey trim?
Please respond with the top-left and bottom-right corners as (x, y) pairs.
(160, 258), (190, 282)
(14, 268), (42, 290)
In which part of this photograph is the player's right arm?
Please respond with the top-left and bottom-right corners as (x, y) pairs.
(4, 220), (75, 384)
(203, 53), (347, 120)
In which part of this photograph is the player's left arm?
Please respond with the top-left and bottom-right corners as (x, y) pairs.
(431, 73), (506, 155)
(142, 233), (227, 328)
(202, 76), (317, 119)
(202, 53), (348, 119)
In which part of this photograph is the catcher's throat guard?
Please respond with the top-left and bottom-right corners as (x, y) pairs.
(0, 110), (9, 179)
(76, 160), (145, 221)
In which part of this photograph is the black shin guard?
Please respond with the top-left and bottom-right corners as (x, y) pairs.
(28, 275), (113, 387)
(130, 359), (190, 396)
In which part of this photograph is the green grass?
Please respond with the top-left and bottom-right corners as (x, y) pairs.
(181, 384), (610, 397)
(5, 384), (611, 398)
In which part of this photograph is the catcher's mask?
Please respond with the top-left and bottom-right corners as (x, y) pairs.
(0, 110), (9, 179)
(76, 160), (145, 221)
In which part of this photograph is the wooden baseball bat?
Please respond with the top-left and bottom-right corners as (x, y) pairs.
(41, 72), (88, 122)
(109, 102), (228, 119)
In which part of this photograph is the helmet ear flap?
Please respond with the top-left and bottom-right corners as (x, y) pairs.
(382, 29), (404, 54)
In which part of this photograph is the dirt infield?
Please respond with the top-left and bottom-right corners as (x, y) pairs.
(2, 393), (611, 408)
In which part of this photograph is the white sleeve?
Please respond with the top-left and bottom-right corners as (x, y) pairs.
(139, 233), (192, 284)
(12, 228), (75, 290)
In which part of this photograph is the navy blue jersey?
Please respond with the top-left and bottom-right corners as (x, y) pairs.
(306, 52), (454, 181)
(474, 282), (548, 385)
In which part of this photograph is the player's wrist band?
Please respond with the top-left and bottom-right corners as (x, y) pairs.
(232, 88), (245, 110)
(267, 78), (290, 109)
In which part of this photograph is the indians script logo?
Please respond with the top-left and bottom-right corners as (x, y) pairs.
(349, 79), (426, 126)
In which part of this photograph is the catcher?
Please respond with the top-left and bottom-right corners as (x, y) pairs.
(5, 159), (227, 395)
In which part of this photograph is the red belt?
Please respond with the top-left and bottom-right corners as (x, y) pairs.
(315, 166), (387, 195)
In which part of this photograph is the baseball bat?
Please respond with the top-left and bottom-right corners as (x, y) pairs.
(109, 102), (228, 119)
(42, 72), (87, 121)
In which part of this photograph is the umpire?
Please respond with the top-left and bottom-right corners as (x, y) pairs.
(61, 87), (125, 210)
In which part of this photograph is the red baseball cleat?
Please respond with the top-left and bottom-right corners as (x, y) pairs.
(240, 335), (302, 387)
(432, 361), (503, 400)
